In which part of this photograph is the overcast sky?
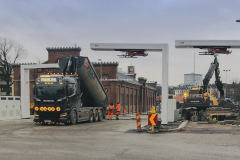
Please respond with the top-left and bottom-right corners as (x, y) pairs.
(1, 0), (240, 85)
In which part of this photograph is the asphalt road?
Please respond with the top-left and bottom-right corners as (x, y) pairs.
(0, 118), (240, 160)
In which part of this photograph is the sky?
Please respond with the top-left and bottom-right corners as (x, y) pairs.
(1, 0), (240, 86)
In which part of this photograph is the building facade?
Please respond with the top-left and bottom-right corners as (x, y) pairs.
(184, 73), (203, 86)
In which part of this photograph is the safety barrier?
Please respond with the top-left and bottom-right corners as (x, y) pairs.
(0, 96), (21, 120)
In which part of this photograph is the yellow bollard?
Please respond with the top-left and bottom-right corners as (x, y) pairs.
(151, 106), (156, 113)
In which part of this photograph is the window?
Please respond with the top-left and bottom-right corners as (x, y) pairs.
(1, 86), (7, 92)
(1, 97), (6, 100)
(36, 86), (65, 97)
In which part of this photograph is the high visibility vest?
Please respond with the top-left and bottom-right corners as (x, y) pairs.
(116, 104), (121, 112)
(108, 105), (114, 110)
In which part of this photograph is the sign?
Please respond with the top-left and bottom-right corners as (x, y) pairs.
(41, 78), (57, 82)
(148, 114), (158, 126)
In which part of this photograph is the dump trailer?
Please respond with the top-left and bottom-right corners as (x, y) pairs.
(33, 56), (108, 125)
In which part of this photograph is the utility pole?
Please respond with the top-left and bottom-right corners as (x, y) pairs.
(98, 59), (102, 83)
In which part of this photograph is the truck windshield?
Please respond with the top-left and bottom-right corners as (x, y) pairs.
(36, 86), (65, 97)
(189, 90), (200, 94)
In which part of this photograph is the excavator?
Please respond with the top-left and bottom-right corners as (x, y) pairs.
(182, 55), (231, 122)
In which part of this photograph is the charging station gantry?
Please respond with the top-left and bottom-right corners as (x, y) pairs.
(90, 43), (169, 124)
(175, 40), (240, 54)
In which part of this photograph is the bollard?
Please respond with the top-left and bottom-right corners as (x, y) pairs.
(151, 106), (156, 113)
(136, 110), (141, 130)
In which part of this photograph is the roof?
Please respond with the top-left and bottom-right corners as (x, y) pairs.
(92, 62), (119, 66)
(117, 72), (141, 86)
(12, 63), (37, 66)
(175, 95), (184, 101)
(184, 73), (202, 76)
(117, 72), (156, 90)
(146, 84), (156, 90)
(46, 47), (81, 51)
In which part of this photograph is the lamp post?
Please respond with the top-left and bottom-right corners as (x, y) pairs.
(223, 70), (230, 84)
(98, 59), (102, 83)
(236, 20), (240, 22)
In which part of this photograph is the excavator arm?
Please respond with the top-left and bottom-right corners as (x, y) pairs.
(214, 60), (224, 99)
(202, 56), (224, 99)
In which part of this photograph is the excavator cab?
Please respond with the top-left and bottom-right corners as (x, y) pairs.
(188, 88), (203, 97)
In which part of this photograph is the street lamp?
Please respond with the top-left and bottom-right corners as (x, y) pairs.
(236, 20), (240, 22)
(98, 59), (102, 83)
(223, 70), (230, 84)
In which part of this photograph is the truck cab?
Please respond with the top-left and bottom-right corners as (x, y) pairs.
(33, 75), (82, 124)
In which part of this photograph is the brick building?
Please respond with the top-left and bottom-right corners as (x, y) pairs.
(12, 47), (157, 114)
(93, 62), (157, 114)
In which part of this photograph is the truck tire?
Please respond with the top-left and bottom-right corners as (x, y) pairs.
(89, 110), (93, 123)
(182, 109), (190, 120)
(70, 110), (77, 125)
(93, 110), (99, 122)
(98, 110), (103, 122)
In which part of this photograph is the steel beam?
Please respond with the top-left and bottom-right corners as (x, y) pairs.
(175, 40), (240, 48)
(91, 43), (164, 51)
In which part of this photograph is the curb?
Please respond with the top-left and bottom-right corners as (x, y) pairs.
(149, 120), (188, 133)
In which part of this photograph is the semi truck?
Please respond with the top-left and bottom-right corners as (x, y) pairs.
(33, 56), (108, 125)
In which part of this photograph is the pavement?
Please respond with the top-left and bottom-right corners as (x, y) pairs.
(1, 115), (240, 160)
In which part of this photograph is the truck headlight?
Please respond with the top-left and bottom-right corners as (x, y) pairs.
(56, 107), (61, 111)
(34, 107), (39, 111)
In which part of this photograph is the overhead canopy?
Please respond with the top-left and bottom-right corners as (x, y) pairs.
(90, 43), (166, 51)
(175, 40), (240, 48)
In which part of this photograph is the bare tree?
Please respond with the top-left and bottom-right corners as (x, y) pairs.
(0, 37), (28, 95)
(36, 57), (42, 64)
(228, 78), (240, 104)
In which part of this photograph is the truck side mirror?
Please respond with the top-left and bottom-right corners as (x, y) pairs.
(33, 85), (35, 96)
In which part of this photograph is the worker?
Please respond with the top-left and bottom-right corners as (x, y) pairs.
(116, 102), (121, 120)
(108, 102), (114, 120)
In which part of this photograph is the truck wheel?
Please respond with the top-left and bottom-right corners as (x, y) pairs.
(70, 110), (77, 125)
(93, 110), (99, 122)
(182, 109), (189, 120)
(89, 110), (93, 123)
(98, 110), (103, 122)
